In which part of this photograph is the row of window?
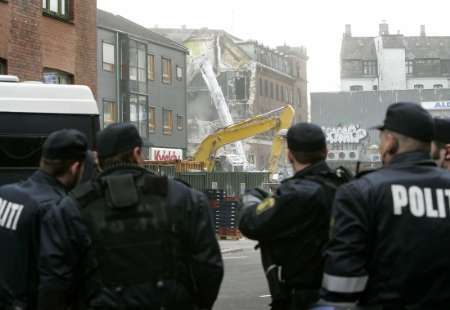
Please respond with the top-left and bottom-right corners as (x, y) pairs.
(349, 84), (444, 91)
(258, 78), (294, 103)
(102, 42), (183, 84)
(413, 84), (443, 89)
(103, 99), (184, 137)
(42, 0), (69, 18)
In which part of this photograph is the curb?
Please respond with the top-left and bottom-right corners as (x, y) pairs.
(221, 247), (244, 254)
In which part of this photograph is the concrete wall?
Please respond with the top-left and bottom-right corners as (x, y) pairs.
(311, 89), (450, 148)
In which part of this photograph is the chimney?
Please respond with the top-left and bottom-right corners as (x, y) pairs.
(345, 24), (352, 37)
(379, 21), (389, 36)
(420, 25), (426, 37)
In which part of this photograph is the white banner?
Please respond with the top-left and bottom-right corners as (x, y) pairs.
(421, 101), (450, 111)
(150, 147), (183, 161)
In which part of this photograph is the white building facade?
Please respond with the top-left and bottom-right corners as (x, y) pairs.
(341, 23), (450, 91)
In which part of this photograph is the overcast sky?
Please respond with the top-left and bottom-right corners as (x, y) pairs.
(98, 0), (450, 93)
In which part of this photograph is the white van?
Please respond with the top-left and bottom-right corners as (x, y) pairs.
(0, 75), (99, 185)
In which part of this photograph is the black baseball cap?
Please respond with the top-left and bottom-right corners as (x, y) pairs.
(42, 129), (88, 160)
(373, 102), (435, 142)
(434, 117), (450, 144)
(285, 122), (326, 152)
(97, 123), (143, 158)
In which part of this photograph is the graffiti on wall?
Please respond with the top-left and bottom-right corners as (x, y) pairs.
(322, 124), (368, 144)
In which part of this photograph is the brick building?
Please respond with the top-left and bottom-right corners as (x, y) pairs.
(0, 0), (97, 95)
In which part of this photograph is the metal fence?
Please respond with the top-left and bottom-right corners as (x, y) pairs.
(143, 165), (269, 197)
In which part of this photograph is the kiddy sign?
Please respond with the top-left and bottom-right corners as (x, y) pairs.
(322, 124), (368, 144)
(421, 101), (450, 111)
(150, 148), (183, 161)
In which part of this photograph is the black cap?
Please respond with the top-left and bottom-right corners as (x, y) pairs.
(97, 123), (143, 158)
(42, 129), (88, 160)
(434, 117), (450, 144)
(286, 122), (326, 152)
(374, 102), (434, 142)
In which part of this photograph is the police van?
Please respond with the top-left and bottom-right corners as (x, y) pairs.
(0, 75), (99, 186)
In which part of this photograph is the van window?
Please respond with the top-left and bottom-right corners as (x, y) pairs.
(0, 136), (46, 168)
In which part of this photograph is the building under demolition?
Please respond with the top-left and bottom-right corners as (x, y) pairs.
(311, 89), (450, 167)
(154, 28), (308, 171)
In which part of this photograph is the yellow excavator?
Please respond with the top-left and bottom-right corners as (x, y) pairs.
(193, 105), (295, 174)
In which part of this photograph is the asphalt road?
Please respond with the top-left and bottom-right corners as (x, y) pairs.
(215, 239), (271, 310)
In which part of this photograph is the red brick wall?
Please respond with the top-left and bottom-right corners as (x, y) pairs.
(8, 0), (43, 80)
(0, 3), (9, 59)
(0, 0), (96, 95)
(74, 0), (97, 96)
(41, 17), (76, 74)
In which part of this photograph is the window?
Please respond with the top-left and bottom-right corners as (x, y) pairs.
(103, 100), (118, 128)
(148, 106), (156, 133)
(373, 85), (378, 90)
(147, 54), (155, 81)
(264, 80), (268, 97)
(259, 78), (263, 96)
(176, 66), (183, 81)
(434, 84), (443, 89)
(162, 58), (172, 84)
(129, 41), (147, 93)
(275, 84), (279, 100)
(102, 42), (115, 72)
(129, 94), (148, 138)
(177, 115), (184, 130)
(406, 60), (414, 75)
(43, 69), (73, 84)
(280, 85), (285, 102)
(0, 58), (6, 75)
(270, 82), (274, 99)
(414, 84), (424, 89)
(363, 61), (377, 76)
(441, 60), (450, 75)
(163, 109), (173, 135)
(414, 59), (441, 77)
(350, 85), (363, 91)
(43, 0), (70, 18)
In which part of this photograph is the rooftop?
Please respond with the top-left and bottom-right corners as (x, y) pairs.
(97, 10), (188, 53)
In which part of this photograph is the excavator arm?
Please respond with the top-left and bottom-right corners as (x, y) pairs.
(193, 105), (295, 174)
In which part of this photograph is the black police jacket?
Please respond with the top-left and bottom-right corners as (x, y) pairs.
(38, 165), (223, 310)
(0, 183), (40, 309)
(321, 152), (450, 309)
(21, 170), (69, 211)
(239, 161), (337, 289)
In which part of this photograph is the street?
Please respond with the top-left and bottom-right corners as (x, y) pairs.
(215, 239), (270, 310)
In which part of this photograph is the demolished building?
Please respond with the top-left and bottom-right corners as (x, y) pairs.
(154, 27), (308, 171)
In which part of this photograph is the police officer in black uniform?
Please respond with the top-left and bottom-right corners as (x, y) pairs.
(239, 123), (347, 310)
(21, 129), (89, 209)
(320, 102), (450, 309)
(0, 129), (87, 310)
(431, 117), (450, 171)
(39, 123), (224, 310)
